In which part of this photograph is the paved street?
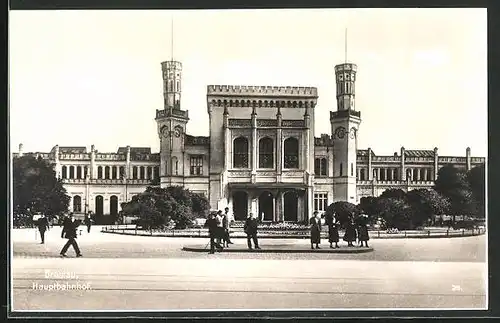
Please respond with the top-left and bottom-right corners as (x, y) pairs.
(11, 226), (487, 310)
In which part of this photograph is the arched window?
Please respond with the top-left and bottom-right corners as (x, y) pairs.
(351, 163), (354, 177)
(171, 157), (178, 175)
(62, 166), (67, 179)
(73, 195), (82, 213)
(133, 166), (138, 179)
(360, 168), (366, 180)
(97, 166), (103, 179)
(176, 81), (180, 91)
(340, 163), (343, 176)
(233, 137), (249, 168)
(84, 166), (88, 178)
(76, 166), (82, 179)
(314, 158), (327, 176)
(140, 166), (145, 179)
(154, 166), (160, 179)
(112, 166), (117, 179)
(69, 166), (75, 179)
(283, 137), (299, 169)
(105, 166), (110, 179)
(119, 166), (125, 179)
(168, 81), (173, 92)
(147, 166), (153, 179)
(258, 137), (274, 168)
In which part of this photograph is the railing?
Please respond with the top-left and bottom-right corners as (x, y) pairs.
(101, 225), (485, 239)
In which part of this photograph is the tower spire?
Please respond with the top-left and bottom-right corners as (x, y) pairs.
(344, 28), (347, 64)
(171, 17), (174, 62)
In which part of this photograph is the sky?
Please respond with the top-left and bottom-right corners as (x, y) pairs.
(9, 8), (487, 157)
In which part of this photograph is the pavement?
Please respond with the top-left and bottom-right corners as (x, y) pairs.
(11, 225), (487, 311)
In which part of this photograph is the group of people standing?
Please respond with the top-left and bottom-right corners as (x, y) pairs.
(204, 207), (234, 254)
(205, 208), (262, 254)
(309, 211), (370, 249)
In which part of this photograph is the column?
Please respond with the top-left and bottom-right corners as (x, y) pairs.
(383, 168), (387, 181)
(423, 168), (428, 182)
(377, 168), (380, 180)
(276, 104), (283, 176)
(357, 168), (360, 180)
(367, 148), (373, 180)
(466, 147), (471, 171)
(393, 168), (397, 181)
(251, 105), (257, 178)
(307, 187), (314, 221)
(400, 147), (406, 181)
(275, 191), (282, 222)
(126, 146), (131, 179)
(433, 147), (439, 180)
(90, 145), (96, 179)
(416, 168), (421, 182)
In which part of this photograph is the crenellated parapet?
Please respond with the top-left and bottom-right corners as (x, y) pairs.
(207, 85), (318, 97)
(208, 98), (317, 109)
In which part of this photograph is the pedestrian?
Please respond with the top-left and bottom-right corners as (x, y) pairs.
(204, 211), (223, 254)
(357, 214), (370, 248)
(343, 218), (357, 247)
(244, 212), (260, 250)
(310, 211), (322, 249)
(326, 212), (340, 249)
(222, 207), (233, 247)
(37, 214), (50, 244)
(84, 213), (92, 233)
(60, 213), (83, 257)
(215, 210), (224, 247)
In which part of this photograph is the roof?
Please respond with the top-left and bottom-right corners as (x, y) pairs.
(185, 135), (210, 146)
(116, 147), (151, 154)
(404, 150), (435, 157)
(58, 147), (87, 154)
(357, 149), (376, 157)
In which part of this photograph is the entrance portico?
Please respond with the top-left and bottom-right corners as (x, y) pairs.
(228, 183), (309, 223)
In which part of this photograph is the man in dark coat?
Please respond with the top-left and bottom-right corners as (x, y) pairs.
(37, 214), (50, 244)
(357, 214), (370, 247)
(84, 213), (92, 233)
(60, 213), (82, 257)
(205, 212), (223, 254)
(310, 211), (322, 249)
(326, 212), (340, 249)
(244, 212), (260, 250)
(343, 218), (357, 247)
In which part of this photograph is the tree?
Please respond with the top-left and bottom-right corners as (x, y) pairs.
(324, 201), (360, 227)
(121, 186), (210, 229)
(434, 165), (475, 222)
(377, 198), (413, 230)
(467, 163), (485, 218)
(406, 188), (450, 227)
(13, 155), (70, 218)
(358, 196), (380, 223)
(379, 188), (407, 201)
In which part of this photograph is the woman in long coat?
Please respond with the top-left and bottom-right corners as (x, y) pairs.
(310, 211), (322, 249)
(357, 214), (370, 247)
(343, 218), (357, 247)
(326, 213), (340, 249)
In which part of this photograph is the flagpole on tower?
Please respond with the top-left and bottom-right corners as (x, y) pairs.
(344, 28), (347, 64)
(171, 17), (174, 62)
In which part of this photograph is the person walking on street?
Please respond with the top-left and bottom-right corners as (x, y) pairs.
(222, 208), (233, 247)
(244, 212), (260, 250)
(204, 211), (223, 254)
(60, 213), (82, 257)
(326, 212), (340, 248)
(37, 214), (50, 244)
(309, 211), (322, 249)
(84, 213), (92, 233)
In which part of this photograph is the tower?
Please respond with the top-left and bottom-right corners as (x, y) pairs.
(330, 62), (361, 203)
(155, 23), (188, 188)
(162, 60), (182, 109)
